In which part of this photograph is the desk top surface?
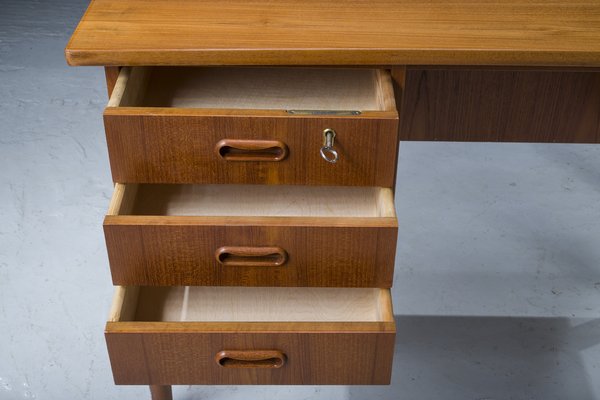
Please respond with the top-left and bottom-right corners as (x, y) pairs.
(66, 0), (600, 67)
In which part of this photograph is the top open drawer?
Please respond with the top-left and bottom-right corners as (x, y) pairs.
(104, 67), (399, 187)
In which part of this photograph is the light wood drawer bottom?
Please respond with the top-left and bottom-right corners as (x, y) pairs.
(106, 286), (396, 385)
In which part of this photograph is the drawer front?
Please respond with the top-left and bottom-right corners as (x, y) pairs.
(104, 111), (399, 186)
(400, 68), (600, 143)
(104, 222), (397, 287)
(105, 286), (396, 385)
(106, 327), (395, 385)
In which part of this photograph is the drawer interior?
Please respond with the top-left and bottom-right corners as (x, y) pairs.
(108, 67), (396, 112)
(110, 286), (394, 323)
(108, 183), (396, 218)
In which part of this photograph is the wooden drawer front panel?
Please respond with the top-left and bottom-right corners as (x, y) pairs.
(104, 184), (398, 287)
(400, 68), (600, 143)
(107, 329), (395, 385)
(105, 287), (396, 385)
(104, 223), (397, 287)
(105, 112), (398, 186)
(104, 66), (399, 186)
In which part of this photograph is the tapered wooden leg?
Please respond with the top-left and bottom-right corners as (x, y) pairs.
(150, 385), (172, 400)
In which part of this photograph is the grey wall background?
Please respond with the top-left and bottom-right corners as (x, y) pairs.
(1, 1), (599, 399)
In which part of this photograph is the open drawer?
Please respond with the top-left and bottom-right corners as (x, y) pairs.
(104, 183), (398, 287)
(104, 67), (399, 186)
(106, 286), (396, 385)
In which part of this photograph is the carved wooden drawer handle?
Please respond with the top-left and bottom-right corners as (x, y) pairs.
(215, 139), (289, 161)
(215, 350), (287, 369)
(215, 246), (288, 267)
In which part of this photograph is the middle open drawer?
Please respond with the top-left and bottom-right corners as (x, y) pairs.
(104, 183), (398, 287)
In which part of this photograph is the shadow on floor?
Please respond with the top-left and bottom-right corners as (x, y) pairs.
(347, 315), (600, 400)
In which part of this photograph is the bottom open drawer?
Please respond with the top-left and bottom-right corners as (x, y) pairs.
(106, 286), (396, 385)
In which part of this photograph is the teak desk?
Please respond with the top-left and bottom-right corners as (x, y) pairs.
(65, 1), (600, 399)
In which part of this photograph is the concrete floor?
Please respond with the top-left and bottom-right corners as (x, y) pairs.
(1, 1), (600, 399)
